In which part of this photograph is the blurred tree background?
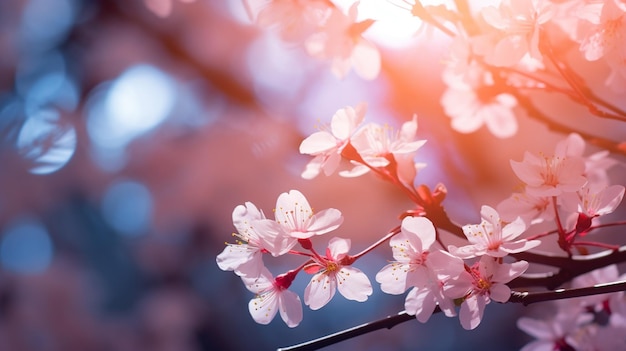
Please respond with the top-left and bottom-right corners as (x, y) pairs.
(0, 0), (623, 350)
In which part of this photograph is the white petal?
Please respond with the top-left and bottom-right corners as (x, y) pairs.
(459, 295), (486, 330)
(278, 289), (303, 328)
(406, 286), (438, 323)
(401, 216), (436, 251)
(336, 267), (372, 302)
(489, 283), (511, 303)
(248, 292), (278, 325)
(299, 131), (338, 155)
(376, 264), (409, 294)
(307, 208), (344, 235)
(304, 273), (336, 310)
(327, 237), (351, 259)
(501, 216), (526, 241)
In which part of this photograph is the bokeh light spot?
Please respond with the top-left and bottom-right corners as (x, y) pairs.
(1, 218), (54, 274)
(104, 64), (175, 140)
(101, 180), (153, 236)
(86, 64), (176, 171)
(20, 0), (75, 51)
(16, 108), (77, 174)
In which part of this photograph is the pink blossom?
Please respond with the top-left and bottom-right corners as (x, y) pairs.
(497, 191), (553, 225)
(556, 133), (619, 188)
(299, 103), (367, 179)
(303, 237), (372, 310)
(257, 189), (343, 239)
(475, 0), (554, 67)
(510, 151), (587, 197)
(242, 267), (303, 327)
(376, 216), (463, 322)
(340, 115), (426, 181)
(441, 65), (519, 138)
(449, 205), (539, 259)
(217, 202), (288, 278)
(560, 184), (625, 219)
(249, 0), (332, 42)
(444, 257), (528, 330)
(579, 0), (626, 90)
(304, 2), (381, 80)
(517, 310), (594, 351)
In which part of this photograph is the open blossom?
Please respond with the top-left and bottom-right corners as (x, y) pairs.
(303, 237), (372, 310)
(256, 189), (343, 240)
(340, 115), (426, 181)
(560, 184), (625, 220)
(242, 267), (303, 327)
(510, 151), (587, 197)
(305, 2), (381, 80)
(444, 257), (529, 330)
(474, 0), (554, 67)
(497, 191), (553, 225)
(299, 103), (366, 179)
(517, 310), (595, 351)
(247, 0), (332, 42)
(449, 205), (540, 259)
(217, 202), (288, 278)
(556, 133), (619, 188)
(441, 65), (519, 138)
(579, 0), (626, 90)
(376, 217), (464, 322)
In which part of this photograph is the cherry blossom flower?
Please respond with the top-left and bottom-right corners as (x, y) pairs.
(510, 151), (587, 197)
(517, 310), (594, 351)
(299, 103), (367, 179)
(256, 189), (343, 240)
(474, 0), (554, 67)
(449, 205), (539, 259)
(376, 216), (464, 322)
(303, 237), (372, 310)
(579, 0), (626, 90)
(444, 257), (528, 330)
(497, 190), (553, 225)
(441, 65), (519, 138)
(242, 267), (303, 327)
(340, 115), (426, 182)
(246, 0), (332, 42)
(217, 202), (289, 278)
(304, 2), (381, 80)
(556, 133), (619, 188)
(560, 184), (625, 221)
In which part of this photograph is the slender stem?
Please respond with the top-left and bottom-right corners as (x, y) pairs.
(350, 225), (402, 262)
(540, 33), (626, 122)
(512, 92), (626, 156)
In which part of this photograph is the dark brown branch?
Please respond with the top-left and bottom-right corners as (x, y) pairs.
(276, 310), (423, 351)
(278, 280), (626, 351)
(510, 245), (626, 289)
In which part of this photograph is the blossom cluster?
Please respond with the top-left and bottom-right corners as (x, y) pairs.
(217, 102), (624, 347)
(518, 265), (626, 351)
(217, 0), (626, 348)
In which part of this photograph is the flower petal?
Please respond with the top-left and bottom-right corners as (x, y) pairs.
(337, 267), (372, 302)
(304, 273), (336, 310)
